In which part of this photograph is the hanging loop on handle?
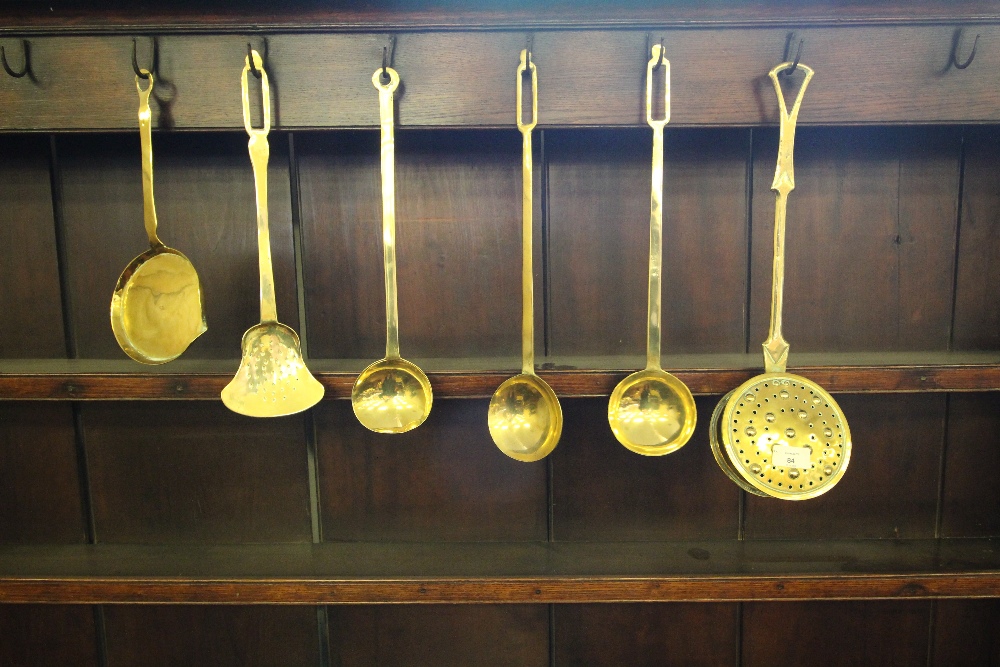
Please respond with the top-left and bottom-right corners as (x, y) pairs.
(763, 61), (813, 373)
(241, 49), (271, 136)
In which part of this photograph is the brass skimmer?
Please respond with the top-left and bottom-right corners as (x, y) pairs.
(715, 62), (852, 499)
(351, 66), (433, 433)
(607, 44), (697, 456)
(488, 49), (563, 462)
(221, 50), (324, 417)
(111, 70), (206, 364)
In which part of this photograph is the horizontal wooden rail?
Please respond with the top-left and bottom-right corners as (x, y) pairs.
(0, 352), (997, 400)
(0, 539), (997, 604)
(0, 24), (999, 130)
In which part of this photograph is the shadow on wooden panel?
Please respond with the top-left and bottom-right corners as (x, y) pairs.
(327, 604), (548, 667)
(56, 132), (298, 359)
(932, 599), (1000, 665)
(941, 393), (1000, 537)
(104, 605), (319, 667)
(749, 126), (960, 353)
(551, 397), (740, 541)
(546, 127), (749, 357)
(744, 394), (943, 540)
(316, 399), (547, 542)
(84, 402), (311, 543)
(0, 135), (66, 358)
(298, 129), (522, 360)
(742, 601), (930, 667)
(554, 603), (739, 667)
(0, 403), (85, 544)
(0, 605), (99, 667)
(954, 126), (1000, 351)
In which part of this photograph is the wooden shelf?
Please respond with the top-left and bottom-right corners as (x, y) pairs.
(0, 352), (997, 400)
(0, 539), (996, 604)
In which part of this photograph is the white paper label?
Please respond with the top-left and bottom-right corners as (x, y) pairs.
(772, 444), (811, 469)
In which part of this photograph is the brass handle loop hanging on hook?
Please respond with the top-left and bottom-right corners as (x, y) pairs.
(951, 28), (979, 69)
(132, 37), (151, 80)
(247, 42), (262, 78)
(1, 40), (29, 78)
(644, 33), (666, 70)
(782, 32), (804, 75)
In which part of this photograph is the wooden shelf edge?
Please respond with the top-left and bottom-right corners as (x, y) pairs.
(0, 539), (997, 603)
(1, 573), (999, 604)
(0, 361), (998, 399)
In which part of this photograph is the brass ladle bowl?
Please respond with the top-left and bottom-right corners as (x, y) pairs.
(489, 49), (562, 462)
(111, 70), (206, 364)
(351, 67), (432, 434)
(608, 44), (696, 456)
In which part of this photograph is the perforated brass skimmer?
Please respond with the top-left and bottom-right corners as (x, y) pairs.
(111, 70), (206, 364)
(717, 62), (852, 500)
(221, 50), (324, 417)
(607, 44), (696, 456)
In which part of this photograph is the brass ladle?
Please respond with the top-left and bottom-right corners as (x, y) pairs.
(488, 49), (563, 462)
(351, 66), (433, 434)
(221, 50), (324, 417)
(717, 62), (852, 500)
(607, 44), (697, 456)
(111, 70), (206, 364)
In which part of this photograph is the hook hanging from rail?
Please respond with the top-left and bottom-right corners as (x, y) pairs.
(132, 37), (152, 79)
(950, 28), (979, 69)
(380, 35), (397, 83)
(1, 40), (29, 78)
(782, 32), (803, 75)
(644, 33), (666, 70)
(247, 42), (262, 78)
(525, 34), (533, 67)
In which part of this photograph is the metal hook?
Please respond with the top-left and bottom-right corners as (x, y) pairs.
(951, 28), (979, 70)
(782, 33), (803, 75)
(1, 40), (29, 78)
(525, 34), (533, 67)
(381, 35), (396, 82)
(247, 42), (261, 78)
(131, 37), (151, 79)
(644, 33), (666, 69)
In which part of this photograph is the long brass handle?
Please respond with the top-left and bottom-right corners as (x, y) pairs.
(645, 44), (669, 372)
(517, 49), (537, 377)
(136, 71), (162, 248)
(241, 50), (277, 324)
(763, 62), (813, 373)
(374, 67), (401, 360)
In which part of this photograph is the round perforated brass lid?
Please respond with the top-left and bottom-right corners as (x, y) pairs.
(721, 373), (851, 500)
(709, 391), (767, 497)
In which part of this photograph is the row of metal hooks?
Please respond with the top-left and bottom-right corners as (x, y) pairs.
(0, 27), (984, 80)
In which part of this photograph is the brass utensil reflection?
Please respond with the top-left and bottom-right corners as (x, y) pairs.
(111, 70), (206, 364)
(488, 49), (563, 462)
(351, 66), (433, 434)
(221, 50), (324, 418)
(717, 62), (851, 500)
(607, 44), (696, 456)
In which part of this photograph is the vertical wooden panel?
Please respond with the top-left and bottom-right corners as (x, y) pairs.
(551, 397), (740, 541)
(742, 601), (930, 667)
(57, 132), (299, 359)
(749, 126), (960, 352)
(932, 600), (1000, 665)
(0, 135), (66, 358)
(953, 126), (1000, 351)
(327, 605), (548, 667)
(554, 603), (739, 667)
(940, 393), (1000, 537)
(546, 127), (749, 358)
(104, 606), (318, 667)
(745, 394), (943, 539)
(317, 400), (546, 541)
(0, 403), (85, 543)
(0, 605), (99, 667)
(84, 402), (311, 543)
(298, 130), (522, 360)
